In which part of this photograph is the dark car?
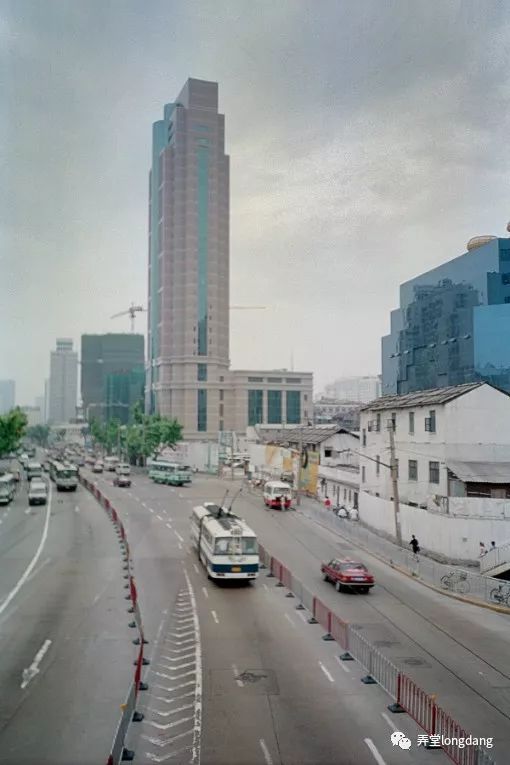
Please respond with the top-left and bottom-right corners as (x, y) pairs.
(321, 558), (375, 594)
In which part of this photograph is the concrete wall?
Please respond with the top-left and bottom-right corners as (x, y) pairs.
(359, 491), (510, 562)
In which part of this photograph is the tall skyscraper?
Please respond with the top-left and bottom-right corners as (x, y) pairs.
(0, 380), (15, 414)
(382, 234), (510, 395)
(48, 339), (78, 424)
(147, 79), (229, 423)
(81, 334), (145, 424)
(147, 79), (312, 438)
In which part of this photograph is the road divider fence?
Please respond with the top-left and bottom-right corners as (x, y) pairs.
(258, 543), (496, 765)
(80, 476), (148, 764)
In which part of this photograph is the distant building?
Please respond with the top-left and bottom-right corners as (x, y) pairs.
(323, 376), (381, 404)
(81, 334), (145, 424)
(313, 398), (362, 429)
(145, 78), (313, 438)
(48, 339), (78, 424)
(43, 378), (50, 423)
(34, 396), (45, 424)
(382, 234), (510, 395)
(21, 406), (43, 427)
(0, 380), (15, 414)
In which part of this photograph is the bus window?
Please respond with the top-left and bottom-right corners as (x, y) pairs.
(242, 537), (258, 554)
(214, 538), (229, 554)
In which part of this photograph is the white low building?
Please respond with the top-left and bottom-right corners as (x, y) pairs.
(359, 382), (510, 560)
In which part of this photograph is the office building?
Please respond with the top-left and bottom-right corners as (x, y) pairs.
(323, 376), (381, 404)
(81, 334), (145, 424)
(146, 78), (312, 439)
(0, 380), (15, 414)
(382, 234), (510, 395)
(48, 339), (78, 424)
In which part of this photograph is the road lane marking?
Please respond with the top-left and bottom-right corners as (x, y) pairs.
(74, 505), (80, 512)
(149, 508), (154, 513)
(232, 664), (244, 687)
(381, 712), (399, 733)
(297, 611), (308, 623)
(284, 613), (296, 628)
(21, 639), (52, 689)
(335, 655), (351, 673)
(259, 739), (273, 765)
(166, 523), (172, 529)
(364, 738), (387, 765)
(192, 564), (199, 574)
(318, 661), (334, 683)
(211, 610), (219, 624)
(157, 514), (163, 520)
(174, 531), (184, 542)
(201, 587), (209, 600)
(178, 542), (183, 550)
(0, 483), (53, 618)
(262, 583), (269, 591)
(26, 556), (51, 584)
(182, 569), (202, 765)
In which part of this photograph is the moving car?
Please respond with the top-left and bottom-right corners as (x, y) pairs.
(113, 464), (131, 487)
(0, 474), (16, 505)
(28, 479), (48, 506)
(27, 462), (43, 481)
(92, 461), (104, 474)
(263, 481), (293, 510)
(321, 558), (375, 593)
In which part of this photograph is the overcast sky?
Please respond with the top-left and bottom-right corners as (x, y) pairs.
(1, 0), (509, 405)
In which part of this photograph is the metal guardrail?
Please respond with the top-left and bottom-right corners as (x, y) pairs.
(480, 541), (510, 575)
(258, 541), (497, 765)
(80, 476), (148, 764)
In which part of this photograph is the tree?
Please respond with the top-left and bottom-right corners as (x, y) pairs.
(0, 408), (28, 455)
(27, 424), (50, 447)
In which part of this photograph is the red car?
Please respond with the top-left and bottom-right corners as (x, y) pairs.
(321, 558), (375, 593)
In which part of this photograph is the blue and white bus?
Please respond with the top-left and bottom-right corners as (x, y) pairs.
(190, 503), (259, 581)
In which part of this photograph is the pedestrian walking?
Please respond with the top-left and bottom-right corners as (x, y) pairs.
(410, 535), (420, 555)
(324, 495), (331, 510)
(479, 541), (487, 557)
(490, 541), (496, 551)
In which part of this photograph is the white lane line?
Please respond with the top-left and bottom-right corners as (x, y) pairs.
(21, 639), (52, 689)
(284, 613), (296, 628)
(149, 508), (154, 513)
(232, 664), (244, 687)
(178, 542), (183, 550)
(182, 569), (202, 765)
(166, 523), (172, 529)
(318, 661), (334, 683)
(259, 739), (273, 765)
(156, 515), (163, 521)
(74, 506), (80, 513)
(262, 583), (269, 591)
(297, 610), (308, 623)
(192, 564), (199, 574)
(201, 587), (209, 600)
(335, 655), (351, 673)
(26, 556), (52, 585)
(211, 610), (219, 624)
(174, 531), (184, 543)
(364, 738), (387, 765)
(381, 712), (399, 733)
(0, 483), (53, 618)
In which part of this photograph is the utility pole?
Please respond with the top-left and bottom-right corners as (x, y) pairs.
(388, 421), (402, 546)
(296, 425), (303, 506)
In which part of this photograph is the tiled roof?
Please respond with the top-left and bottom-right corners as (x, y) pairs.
(256, 425), (356, 445)
(360, 382), (490, 412)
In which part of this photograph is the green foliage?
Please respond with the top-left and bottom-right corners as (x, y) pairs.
(0, 408), (28, 455)
(26, 424), (50, 447)
(88, 409), (183, 464)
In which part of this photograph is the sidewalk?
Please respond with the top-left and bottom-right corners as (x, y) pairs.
(295, 495), (510, 612)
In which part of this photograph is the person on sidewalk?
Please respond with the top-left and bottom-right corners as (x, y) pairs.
(479, 541), (487, 557)
(490, 541), (496, 551)
(410, 535), (420, 555)
(324, 495), (331, 510)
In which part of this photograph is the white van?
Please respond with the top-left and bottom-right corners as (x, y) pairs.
(27, 462), (43, 481)
(29, 479), (48, 506)
(263, 481), (293, 510)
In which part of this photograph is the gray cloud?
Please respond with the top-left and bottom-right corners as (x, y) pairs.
(1, 0), (509, 403)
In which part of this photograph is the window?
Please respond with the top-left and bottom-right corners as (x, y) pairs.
(376, 455), (380, 476)
(219, 389), (224, 401)
(349, 490), (352, 502)
(362, 428), (366, 447)
(286, 377), (301, 383)
(286, 390), (301, 424)
(267, 377), (282, 383)
(505, 297), (510, 304)
(248, 390), (263, 426)
(214, 537), (230, 555)
(267, 390), (282, 424)
(197, 363), (207, 381)
(193, 123), (212, 132)
(219, 419), (224, 431)
(408, 460), (418, 481)
(304, 394), (308, 401)
(220, 376), (224, 382)
(344, 488), (347, 499)
(409, 412), (415, 434)
(391, 412), (396, 430)
(395, 459), (399, 478)
(248, 376), (263, 383)
(197, 389), (207, 432)
(361, 466), (366, 483)
(219, 403), (224, 418)
(425, 410), (436, 433)
(324, 448), (332, 458)
(376, 413), (381, 432)
(429, 461), (440, 484)
(502, 273), (510, 285)
(242, 537), (258, 554)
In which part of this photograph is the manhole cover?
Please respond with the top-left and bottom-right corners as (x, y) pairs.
(237, 671), (267, 684)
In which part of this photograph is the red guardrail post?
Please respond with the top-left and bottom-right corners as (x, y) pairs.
(266, 556), (275, 578)
(322, 609), (334, 641)
(276, 562), (284, 587)
(308, 596), (318, 624)
(388, 672), (405, 712)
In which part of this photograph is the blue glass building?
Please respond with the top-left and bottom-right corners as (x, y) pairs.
(382, 236), (510, 395)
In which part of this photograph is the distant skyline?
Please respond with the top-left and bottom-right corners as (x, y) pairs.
(2, 1), (510, 403)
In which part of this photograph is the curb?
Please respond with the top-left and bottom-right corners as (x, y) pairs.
(297, 508), (510, 616)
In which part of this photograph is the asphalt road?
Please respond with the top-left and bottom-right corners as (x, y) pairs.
(88, 468), (456, 765)
(0, 468), (134, 765)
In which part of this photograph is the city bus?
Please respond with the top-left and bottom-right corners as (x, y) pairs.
(148, 460), (190, 486)
(49, 461), (79, 491)
(0, 474), (16, 505)
(190, 503), (259, 581)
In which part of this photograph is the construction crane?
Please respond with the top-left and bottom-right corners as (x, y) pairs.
(111, 303), (147, 333)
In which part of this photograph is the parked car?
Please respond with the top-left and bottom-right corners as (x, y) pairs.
(321, 558), (375, 593)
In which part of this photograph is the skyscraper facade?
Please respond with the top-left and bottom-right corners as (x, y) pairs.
(81, 334), (145, 424)
(48, 339), (78, 424)
(147, 79), (312, 438)
(147, 78), (229, 429)
(382, 235), (510, 395)
(0, 380), (15, 414)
